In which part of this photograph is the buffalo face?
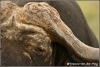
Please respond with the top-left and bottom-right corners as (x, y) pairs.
(1, 1), (99, 66)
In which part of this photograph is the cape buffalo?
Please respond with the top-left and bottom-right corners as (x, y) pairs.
(1, 0), (99, 66)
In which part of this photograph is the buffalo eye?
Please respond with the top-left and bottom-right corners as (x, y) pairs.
(18, 32), (51, 56)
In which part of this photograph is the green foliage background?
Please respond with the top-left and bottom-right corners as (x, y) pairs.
(77, 1), (99, 41)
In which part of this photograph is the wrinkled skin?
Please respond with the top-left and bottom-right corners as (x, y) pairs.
(2, 33), (54, 66)
(1, 0), (99, 66)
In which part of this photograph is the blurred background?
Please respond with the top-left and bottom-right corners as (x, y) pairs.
(77, 1), (99, 42)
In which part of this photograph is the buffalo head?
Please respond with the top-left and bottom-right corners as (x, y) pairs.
(1, 1), (99, 66)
